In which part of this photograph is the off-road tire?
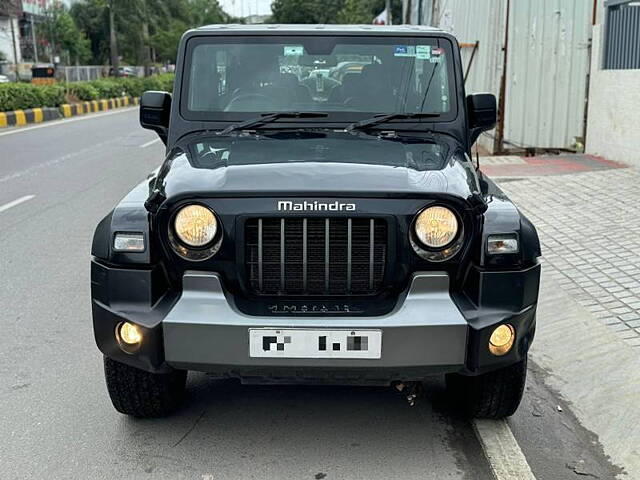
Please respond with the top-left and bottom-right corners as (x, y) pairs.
(445, 356), (527, 419)
(104, 356), (187, 417)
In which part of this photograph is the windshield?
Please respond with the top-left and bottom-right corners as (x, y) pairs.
(181, 35), (456, 121)
(180, 131), (449, 171)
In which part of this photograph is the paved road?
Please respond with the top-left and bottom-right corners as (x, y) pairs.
(0, 110), (619, 479)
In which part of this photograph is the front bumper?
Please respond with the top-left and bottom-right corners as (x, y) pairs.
(92, 262), (539, 382)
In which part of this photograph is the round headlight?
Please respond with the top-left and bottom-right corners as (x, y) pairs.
(414, 206), (459, 249)
(174, 204), (217, 247)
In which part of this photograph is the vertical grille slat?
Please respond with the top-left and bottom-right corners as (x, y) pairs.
(347, 218), (352, 293)
(369, 218), (374, 291)
(280, 218), (285, 292)
(302, 218), (308, 292)
(258, 218), (263, 291)
(325, 218), (330, 293)
(246, 217), (386, 296)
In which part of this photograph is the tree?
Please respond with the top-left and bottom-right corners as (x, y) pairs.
(269, 0), (401, 25)
(41, 5), (92, 64)
(270, 0), (345, 24)
(336, 0), (371, 23)
(72, 0), (234, 67)
(70, 0), (111, 65)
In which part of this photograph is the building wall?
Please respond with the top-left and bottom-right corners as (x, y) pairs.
(405, 0), (593, 153)
(504, 0), (592, 150)
(586, 24), (640, 166)
(0, 16), (22, 64)
(437, 0), (506, 153)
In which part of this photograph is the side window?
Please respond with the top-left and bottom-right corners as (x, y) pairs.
(189, 44), (221, 111)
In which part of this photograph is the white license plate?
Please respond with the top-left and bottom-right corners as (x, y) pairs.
(249, 329), (382, 359)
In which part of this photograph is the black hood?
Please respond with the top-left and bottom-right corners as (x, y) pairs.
(148, 131), (484, 207)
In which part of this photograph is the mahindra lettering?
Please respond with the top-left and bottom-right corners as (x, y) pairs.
(91, 25), (540, 418)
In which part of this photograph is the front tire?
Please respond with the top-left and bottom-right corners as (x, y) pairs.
(103, 356), (187, 417)
(446, 356), (527, 419)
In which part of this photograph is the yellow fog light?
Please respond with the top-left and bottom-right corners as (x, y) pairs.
(488, 324), (515, 356)
(116, 322), (143, 353)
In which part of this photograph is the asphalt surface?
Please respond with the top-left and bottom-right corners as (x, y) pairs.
(0, 109), (619, 479)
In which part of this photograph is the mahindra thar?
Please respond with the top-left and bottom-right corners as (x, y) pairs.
(91, 25), (541, 418)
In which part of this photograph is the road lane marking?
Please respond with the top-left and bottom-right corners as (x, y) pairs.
(473, 419), (537, 480)
(140, 138), (161, 148)
(0, 195), (35, 214)
(0, 107), (137, 138)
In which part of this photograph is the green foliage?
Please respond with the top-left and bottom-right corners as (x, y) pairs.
(270, 0), (345, 23)
(71, 0), (235, 66)
(0, 74), (174, 111)
(41, 5), (92, 64)
(270, 0), (401, 24)
(150, 20), (189, 63)
(336, 0), (373, 23)
(0, 84), (66, 111)
(70, 0), (110, 65)
(88, 79), (127, 98)
(67, 82), (100, 101)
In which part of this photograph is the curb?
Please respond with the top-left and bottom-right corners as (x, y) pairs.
(0, 107), (60, 128)
(60, 96), (139, 118)
(0, 96), (140, 128)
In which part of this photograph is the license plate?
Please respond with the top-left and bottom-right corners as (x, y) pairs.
(249, 329), (382, 359)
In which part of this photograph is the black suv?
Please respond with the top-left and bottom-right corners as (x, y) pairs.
(91, 25), (541, 419)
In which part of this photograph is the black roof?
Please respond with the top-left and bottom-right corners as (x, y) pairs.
(192, 24), (447, 36)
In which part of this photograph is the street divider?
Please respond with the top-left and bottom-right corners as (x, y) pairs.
(0, 108), (60, 128)
(0, 96), (140, 128)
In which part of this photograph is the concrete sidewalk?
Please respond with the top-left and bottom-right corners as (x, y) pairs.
(484, 155), (640, 347)
(484, 153), (640, 478)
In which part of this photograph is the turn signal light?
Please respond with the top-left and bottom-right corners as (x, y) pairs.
(487, 234), (519, 255)
(488, 324), (515, 356)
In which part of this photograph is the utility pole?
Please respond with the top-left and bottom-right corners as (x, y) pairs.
(494, 0), (510, 153)
(386, 0), (392, 25)
(404, 0), (412, 24)
(108, 0), (119, 76)
(9, 11), (19, 81)
(138, 0), (151, 76)
(430, 0), (439, 27)
(30, 15), (38, 63)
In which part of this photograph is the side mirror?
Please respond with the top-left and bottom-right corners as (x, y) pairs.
(140, 91), (172, 144)
(467, 93), (497, 146)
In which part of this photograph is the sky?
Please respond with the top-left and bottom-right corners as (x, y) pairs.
(219, 0), (273, 18)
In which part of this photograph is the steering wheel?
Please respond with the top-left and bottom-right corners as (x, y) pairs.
(225, 93), (275, 111)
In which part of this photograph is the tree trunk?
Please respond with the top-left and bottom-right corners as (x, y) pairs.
(109, 0), (119, 76)
(141, 20), (151, 76)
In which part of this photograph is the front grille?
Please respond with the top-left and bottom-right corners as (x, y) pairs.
(245, 218), (387, 296)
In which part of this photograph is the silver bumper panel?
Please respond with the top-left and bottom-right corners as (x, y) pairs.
(163, 271), (468, 369)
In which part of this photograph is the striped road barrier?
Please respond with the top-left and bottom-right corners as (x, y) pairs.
(1, 96), (140, 128)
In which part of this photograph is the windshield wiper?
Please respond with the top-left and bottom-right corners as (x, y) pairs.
(218, 112), (329, 136)
(345, 112), (441, 132)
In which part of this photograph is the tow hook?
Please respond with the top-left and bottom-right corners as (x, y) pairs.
(393, 381), (424, 406)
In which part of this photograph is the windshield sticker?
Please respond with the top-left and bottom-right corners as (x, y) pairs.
(429, 48), (444, 63)
(416, 45), (431, 60)
(284, 45), (304, 56)
(430, 47), (445, 63)
(394, 45), (416, 57)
